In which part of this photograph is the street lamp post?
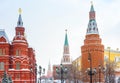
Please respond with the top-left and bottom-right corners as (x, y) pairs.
(56, 64), (68, 83)
(35, 64), (37, 83)
(86, 63), (106, 83)
(88, 52), (93, 83)
(38, 65), (45, 83)
(107, 47), (110, 83)
(30, 67), (33, 83)
(118, 77), (120, 83)
(106, 47), (111, 83)
(98, 65), (101, 83)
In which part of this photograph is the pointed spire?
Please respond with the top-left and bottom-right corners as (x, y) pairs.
(89, 1), (95, 20)
(86, 2), (99, 35)
(17, 8), (23, 27)
(90, 1), (94, 12)
(64, 29), (69, 46)
(62, 29), (71, 64)
(48, 59), (51, 71)
(47, 59), (52, 77)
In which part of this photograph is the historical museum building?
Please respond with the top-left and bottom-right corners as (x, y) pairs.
(0, 8), (37, 83)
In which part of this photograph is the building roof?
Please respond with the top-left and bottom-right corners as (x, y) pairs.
(17, 8), (23, 27)
(64, 30), (69, 46)
(90, 4), (94, 12)
(86, 3), (99, 35)
(86, 19), (99, 35)
(0, 29), (9, 43)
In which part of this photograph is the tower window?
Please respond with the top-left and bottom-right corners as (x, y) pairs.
(89, 28), (91, 31)
(16, 49), (21, 56)
(16, 62), (20, 70)
(18, 32), (20, 35)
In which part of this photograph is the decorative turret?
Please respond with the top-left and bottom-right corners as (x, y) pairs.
(86, 2), (99, 35)
(61, 30), (71, 64)
(12, 8), (28, 57)
(12, 8), (27, 44)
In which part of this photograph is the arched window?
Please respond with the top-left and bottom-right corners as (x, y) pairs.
(2, 49), (5, 55)
(16, 62), (20, 70)
(16, 49), (21, 56)
(18, 32), (20, 35)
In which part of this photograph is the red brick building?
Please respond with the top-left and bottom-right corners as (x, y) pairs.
(81, 3), (104, 82)
(0, 8), (37, 83)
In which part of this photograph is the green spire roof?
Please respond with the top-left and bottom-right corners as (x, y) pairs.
(64, 30), (69, 46)
(90, 2), (94, 12)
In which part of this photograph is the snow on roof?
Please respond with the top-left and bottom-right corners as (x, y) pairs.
(0, 29), (9, 43)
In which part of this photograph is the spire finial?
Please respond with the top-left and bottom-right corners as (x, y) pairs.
(19, 8), (22, 14)
(90, 1), (94, 12)
(91, 1), (93, 5)
(17, 8), (23, 27)
(65, 29), (67, 33)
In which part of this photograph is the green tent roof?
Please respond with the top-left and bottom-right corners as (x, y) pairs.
(90, 4), (94, 12)
(64, 33), (69, 46)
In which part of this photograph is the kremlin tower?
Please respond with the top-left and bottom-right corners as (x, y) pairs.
(61, 30), (71, 64)
(0, 8), (37, 83)
(53, 30), (72, 82)
(46, 60), (52, 78)
(81, 2), (104, 82)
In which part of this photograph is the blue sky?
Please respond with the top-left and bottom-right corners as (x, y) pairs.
(0, 0), (120, 74)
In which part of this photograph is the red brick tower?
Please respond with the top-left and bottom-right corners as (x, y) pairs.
(81, 2), (104, 81)
(0, 8), (37, 83)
